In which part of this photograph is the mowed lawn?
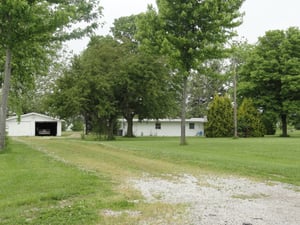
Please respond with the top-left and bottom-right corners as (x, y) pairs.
(0, 133), (299, 224)
(107, 135), (300, 185)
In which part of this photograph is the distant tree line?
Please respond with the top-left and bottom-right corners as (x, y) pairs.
(205, 27), (300, 137)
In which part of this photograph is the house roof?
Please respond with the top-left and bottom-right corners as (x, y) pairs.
(6, 112), (60, 122)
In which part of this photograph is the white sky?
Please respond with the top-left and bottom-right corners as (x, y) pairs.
(67, 0), (300, 54)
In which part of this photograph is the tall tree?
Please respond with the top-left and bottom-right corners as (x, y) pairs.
(0, 0), (101, 149)
(47, 55), (87, 121)
(47, 37), (121, 140)
(112, 16), (178, 137)
(239, 27), (300, 137)
(80, 36), (121, 139)
(137, 0), (244, 144)
(115, 49), (176, 137)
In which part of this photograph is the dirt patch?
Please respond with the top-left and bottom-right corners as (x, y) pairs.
(131, 174), (300, 225)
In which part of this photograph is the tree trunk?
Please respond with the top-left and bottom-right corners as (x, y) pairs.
(126, 114), (134, 137)
(233, 63), (238, 138)
(107, 117), (115, 140)
(281, 114), (288, 137)
(0, 48), (12, 150)
(180, 76), (188, 145)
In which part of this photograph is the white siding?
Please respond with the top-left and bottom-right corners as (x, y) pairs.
(57, 122), (62, 136)
(121, 118), (205, 137)
(6, 121), (34, 136)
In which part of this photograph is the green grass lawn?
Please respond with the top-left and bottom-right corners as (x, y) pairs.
(106, 135), (300, 185)
(18, 132), (300, 185)
(1, 133), (299, 224)
(0, 140), (132, 225)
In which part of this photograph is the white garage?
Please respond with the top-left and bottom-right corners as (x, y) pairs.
(6, 112), (62, 137)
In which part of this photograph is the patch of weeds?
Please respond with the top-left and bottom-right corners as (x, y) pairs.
(153, 193), (164, 200)
(29, 200), (98, 225)
(138, 202), (189, 225)
(232, 193), (269, 200)
(106, 200), (135, 210)
(0, 136), (12, 154)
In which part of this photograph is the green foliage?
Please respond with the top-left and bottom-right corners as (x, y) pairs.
(0, 0), (101, 46)
(139, 0), (245, 70)
(0, 0), (102, 149)
(187, 59), (232, 118)
(47, 56), (89, 119)
(205, 96), (266, 137)
(48, 37), (120, 139)
(111, 15), (178, 136)
(289, 110), (300, 130)
(71, 118), (84, 132)
(137, 0), (244, 144)
(261, 111), (277, 135)
(7, 50), (68, 115)
(116, 49), (177, 119)
(238, 98), (265, 137)
(111, 15), (140, 44)
(48, 33), (176, 139)
(239, 27), (300, 137)
(205, 94), (234, 137)
(0, 0), (101, 84)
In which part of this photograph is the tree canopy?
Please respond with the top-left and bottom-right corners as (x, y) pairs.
(239, 27), (300, 137)
(48, 32), (177, 139)
(187, 59), (231, 118)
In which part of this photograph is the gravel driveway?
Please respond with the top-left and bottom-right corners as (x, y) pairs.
(131, 173), (300, 225)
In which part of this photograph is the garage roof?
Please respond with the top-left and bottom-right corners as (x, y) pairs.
(6, 112), (60, 122)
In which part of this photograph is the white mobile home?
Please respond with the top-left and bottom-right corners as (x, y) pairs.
(120, 118), (206, 137)
(6, 112), (62, 137)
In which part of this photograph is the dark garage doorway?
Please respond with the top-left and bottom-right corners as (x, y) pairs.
(35, 122), (57, 136)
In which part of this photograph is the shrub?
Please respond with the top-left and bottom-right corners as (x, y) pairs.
(238, 98), (265, 137)
(205, 94), (233, 137)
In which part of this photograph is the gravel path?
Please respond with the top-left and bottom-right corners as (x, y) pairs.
(131, 174), (300, 225)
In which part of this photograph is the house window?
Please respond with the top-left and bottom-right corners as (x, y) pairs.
(189, 123), (195, 129)
(155, 123), (161, 129)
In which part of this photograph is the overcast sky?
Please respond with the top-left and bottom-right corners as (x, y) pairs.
(68, 0), (300, 54)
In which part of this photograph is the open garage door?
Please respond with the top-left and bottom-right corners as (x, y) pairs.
(35, 122), (57, 136)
